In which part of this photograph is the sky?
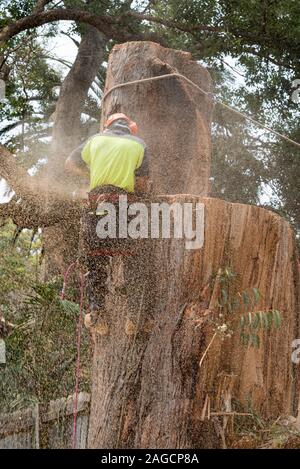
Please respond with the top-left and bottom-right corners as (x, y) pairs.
(51, 30), (78, 62)
(46, 22), (79, 77)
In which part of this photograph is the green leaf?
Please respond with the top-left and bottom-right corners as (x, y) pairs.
(221, 288), (228, 305)
(252, 288), (261, 304)
(248, 311), (252, 326)
(243, 291), (250, 308)
(251, 312), (260, 330)
(231, 296), (240, 311)
(272, 309), (282, 328)
(250, 334), (260, 348)
(240, 314), (246, 328)
(240, 332), (250, 346)
(261, 312), (269, 329)
(59, 299), (80, 315)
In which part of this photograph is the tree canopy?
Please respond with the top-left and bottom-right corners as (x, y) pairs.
(0, 0), (299, 418)
(0, 0), (299, 234)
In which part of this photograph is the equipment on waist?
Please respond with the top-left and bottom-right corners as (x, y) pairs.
(87, 185), (139, 212)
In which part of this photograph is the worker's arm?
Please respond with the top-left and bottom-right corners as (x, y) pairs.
(65, 142), (90, 178)
(135, 147), (151, 195)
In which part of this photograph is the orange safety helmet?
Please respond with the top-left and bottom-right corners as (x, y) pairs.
(104, 113), (138, 135)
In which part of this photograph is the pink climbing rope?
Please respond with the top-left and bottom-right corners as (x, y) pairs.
(60, 260), (85, 449)
(72, 271), (85, 449)
(60, 259), (78, 300)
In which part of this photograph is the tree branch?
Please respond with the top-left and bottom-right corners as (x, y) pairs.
(0, 144), (80, 229)
(0, 9), (111, 44)
(125, 11), (222, 34)
(0, 8), (190, 47)
(0, 145), (35, 200)
(1, 6), (295, 73)
(241, 46), (296, 71)
(0, 8), (166, 45)
(38, 53), (72, 68)
(60, 30), (80, 48)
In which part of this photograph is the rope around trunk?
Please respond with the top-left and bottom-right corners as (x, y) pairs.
(102, 72), (300, 150)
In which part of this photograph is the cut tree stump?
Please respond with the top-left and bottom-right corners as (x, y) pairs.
(87, 42), (300, 449)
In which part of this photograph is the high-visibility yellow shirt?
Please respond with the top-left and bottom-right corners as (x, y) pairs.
(81, 132), (146, 193)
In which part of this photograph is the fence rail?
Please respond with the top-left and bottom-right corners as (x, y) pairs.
(0, 392), (90, 449)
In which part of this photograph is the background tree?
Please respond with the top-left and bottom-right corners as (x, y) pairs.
(0, 0), (299, 230)
(0, 0), (299, 412)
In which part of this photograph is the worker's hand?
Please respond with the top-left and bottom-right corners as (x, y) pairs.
(135, 177), (152, 195)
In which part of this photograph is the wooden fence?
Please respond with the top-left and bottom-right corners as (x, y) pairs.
(0, 392), (90, 449)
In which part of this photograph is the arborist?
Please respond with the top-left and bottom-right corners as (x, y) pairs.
(65, 113), (151, 337)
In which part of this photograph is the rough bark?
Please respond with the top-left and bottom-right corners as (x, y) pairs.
(88, 195), (300, 449)
(101, 41), (213, 196)
(87, 42), (300, 449)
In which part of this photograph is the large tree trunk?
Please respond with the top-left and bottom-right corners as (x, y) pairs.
(51, 26), (107, 176)
(43, 26), (107, 276)
(101, 41), (213, 196)
(87, 42), (300, 449)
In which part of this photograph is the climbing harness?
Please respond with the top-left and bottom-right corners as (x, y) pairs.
(88, 248), (134, 257)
